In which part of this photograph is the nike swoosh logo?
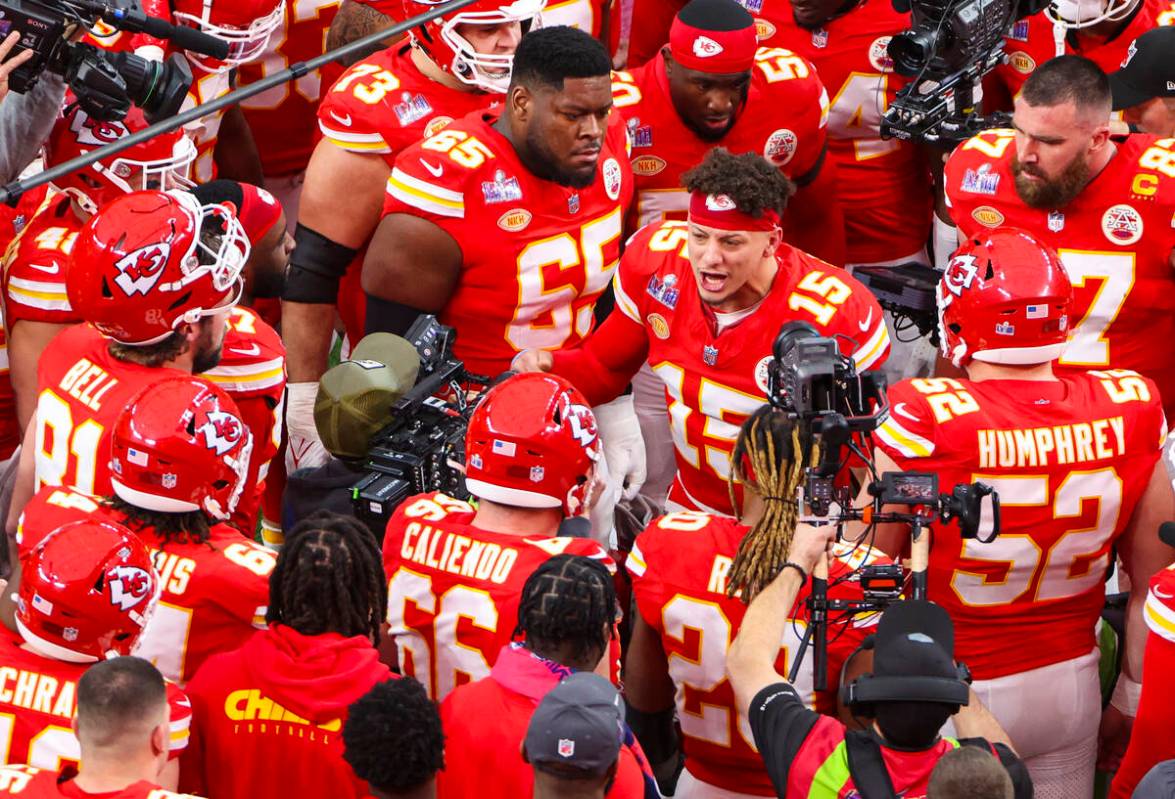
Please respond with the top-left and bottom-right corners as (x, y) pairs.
(1155, 587), (1175, 600)
(893, 402), (920, 422)
(28, 263), (59, 275)
(419, 158), (444, 178)
(858, 308), (874, 332)
(330, 111), (352, 126)
(229, 344), (261, 356)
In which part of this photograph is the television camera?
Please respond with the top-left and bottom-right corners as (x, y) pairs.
(769, 322), (1000, 689)
(0, 0), (228, 121)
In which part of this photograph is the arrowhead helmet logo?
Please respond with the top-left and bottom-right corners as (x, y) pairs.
(198, 410), (245, 456)
(113, 243), (171, 297)
(705, 194), (737, 212)
(565, 403), (599, 449)
(107, 565), (153, 612)
(692, 35), (724, 57)
(942, 253), (980, 297)
(70, 108), (129, 147)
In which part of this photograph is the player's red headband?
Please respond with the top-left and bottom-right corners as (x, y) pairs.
(236, 184), (284, 245)
(668, 17), (758, 73)
(689, 191), (780, 232)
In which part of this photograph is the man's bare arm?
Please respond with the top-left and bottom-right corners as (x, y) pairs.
(361, 212), (464, 321)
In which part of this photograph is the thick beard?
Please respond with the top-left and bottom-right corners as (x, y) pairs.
(191, 321), (223, 374)
(524, 126), (598, 189)
(1012, 154), (1090, 209)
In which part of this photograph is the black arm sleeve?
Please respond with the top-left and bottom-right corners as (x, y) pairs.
(364, 294), (426, 336)
(282, 224), (359, 304)
(748, 683), (822, 795)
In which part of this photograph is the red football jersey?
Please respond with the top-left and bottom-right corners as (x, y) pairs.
(945, 131), (1175, 416)
(33, 325), (188, 498)
(17, 487), (274, 685)
(316, 43), (498, 344)
(0, 315), (17, 461)
(0, 629), (191, 770)
(238, 0), (342, 177)
(182, 70), (235, 184)
(991, 2), (1175, 101)
(611, 48), (828, 230)
(0, 766), (200, 799)
(541, 0), (608, 35)
(383, 108), (634, 376)
(551, 221), (889, 515)
(628, 511), (887, 795)
(874, 372), (1165, 678)
(382, 492), (615, 701)
(1, 192), (83, 326)
(771, 0), (933, 264)
(204, 307), (287, 533)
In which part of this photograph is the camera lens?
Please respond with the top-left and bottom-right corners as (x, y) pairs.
(888, 29), (938, 76)
(108, 51), (193, 123)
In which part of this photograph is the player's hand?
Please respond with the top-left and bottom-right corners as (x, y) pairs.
(0, 32), (34, 104)
(284, 382), (331, 472)
(785, 522), (839, 575)
(593, 395), (647, 501)
(510, 348), (554, 373)
(1096, 703), (1133, 772)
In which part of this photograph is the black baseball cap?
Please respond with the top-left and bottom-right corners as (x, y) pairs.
(525, 673), (624, 777)
(1109, 27), (1175, 110)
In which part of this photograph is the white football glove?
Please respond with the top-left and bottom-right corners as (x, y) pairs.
(284, 382), (330, 473)
(593, 394), (647, 501)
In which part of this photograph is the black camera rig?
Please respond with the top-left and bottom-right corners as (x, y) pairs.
(0, 0), (227, 121)
(350, 317), (490, 536)
(768, 321), (1000, 691)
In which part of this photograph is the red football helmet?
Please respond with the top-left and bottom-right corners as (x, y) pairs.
(67, 190), (248, 344)
(402, 0), (542, 92)
(16, 520), (159, 663)
(111, 376), (253, 521)
(172, 0), (286, 71)
(937, 228), (1073, 368)
(464, 373), (600, 515)
(47, 105), (196, 216)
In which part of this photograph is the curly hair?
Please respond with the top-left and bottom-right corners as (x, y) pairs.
(105, 497), (215, 547)
(682, 148), (796, 219)
(267, 511), (387, 644)
(510, 26), (612, 92)
(343, 678), (444, 795)
(725, 405), (820, 602)
(513, 555), (617, 665)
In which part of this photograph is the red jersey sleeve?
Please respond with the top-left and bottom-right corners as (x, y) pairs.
(754, 47), (830, 181)
(873, 378), (941, 465)
(317, 50), (402, 158)
(1, 196), (82, 326)
(165, 682), (192, 760)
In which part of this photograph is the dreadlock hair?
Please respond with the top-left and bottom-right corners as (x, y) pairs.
(513, 554), (617, 667)
(267, 510), (387, 644)
(682, 148), (796, 218)
(343, 678), (445, 797)
(725, 405), (821, 603)
(105, 497), (214, 547)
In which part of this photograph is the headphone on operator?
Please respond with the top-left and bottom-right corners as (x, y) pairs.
(838, 624), (972, 717)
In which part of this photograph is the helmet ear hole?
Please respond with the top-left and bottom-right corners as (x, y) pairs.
(101, 277), (114, 299)
(167, 291), (194, 312)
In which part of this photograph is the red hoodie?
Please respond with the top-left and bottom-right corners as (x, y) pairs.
(179, 624), (393, 799)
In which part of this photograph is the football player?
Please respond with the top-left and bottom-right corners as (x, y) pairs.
(6, 190), (248, 536)
(0, 659), (197, 799)
(769, 0), (933, 269)
(515, 149), (888, 517)
(383, 372), (614, 701)
(987, 0), (1175, 110)
(3, 106), (196, 430)
(365, 25), (644, 503)
(613, 0), (841, 265)
(282, 0), (536, 470)
(238, 0), (343, 224)
(624, 405), (890, 798)
(15, 376), (272, 685)
(871, 229), (1175, 799)
(0, 520), (190, 784)
(178, 513), (392, 799)
(943, 56), (1175, 417)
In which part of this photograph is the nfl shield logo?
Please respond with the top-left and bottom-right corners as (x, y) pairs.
(568, 194), (581, 214)
(1047, 211), (1065, 232)
(703, 345), (719, 366)
(558, 739), (575, 758)
(530, 466), (545, 483)
(162, 473), (178, 489)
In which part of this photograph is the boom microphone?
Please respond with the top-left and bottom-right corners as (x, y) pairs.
(94, 2), (231, 59)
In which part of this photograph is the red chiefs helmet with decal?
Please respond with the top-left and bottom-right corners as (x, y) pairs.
(111, 376), (253, 521)
(937, 227), (1073, 368)
(402, 0), (542, 92)
(67, 190), (249, 345)
(464, 372), (600, 515)
(16, 520), (159, 663)
(172, 0), (286, 71)
(47, 104), (196, 216)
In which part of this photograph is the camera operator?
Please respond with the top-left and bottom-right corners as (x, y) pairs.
(514, 148), (889, 518)
(727, 527), (1031, 799)
(0, 32), (59, 185)
(869, 229), (1175, 798)
(381, 372), (615, 702)
(1108, 27), (1175, 137)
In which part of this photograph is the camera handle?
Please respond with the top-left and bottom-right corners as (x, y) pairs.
(788, 547), (830, 690)
(909, 516), (931, 601)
